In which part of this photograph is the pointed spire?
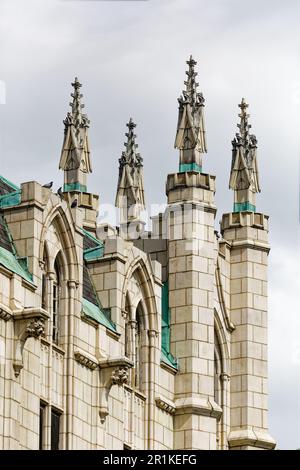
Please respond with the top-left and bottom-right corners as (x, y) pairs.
(69, 77), (90, 130)
(115, 119), (145, 232)
(175, 55), (207, 173)
(119, 118), (143, 169)
(182, 55), (203, 108)
(229, 99), (260, 212)
(59, 77), (92, 193)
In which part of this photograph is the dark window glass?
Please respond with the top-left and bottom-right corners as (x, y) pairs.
(135, 305), (143, 390)
(52, 259), (60, 344)
(51, 409), (60, 450)
(42, 274), (47, 310)
(39, 403), (46, 450)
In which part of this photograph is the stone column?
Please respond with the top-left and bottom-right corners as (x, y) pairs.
(66, 280), (77, 449)
(166, 171), (220, 450)
(221, 211), (276, 450)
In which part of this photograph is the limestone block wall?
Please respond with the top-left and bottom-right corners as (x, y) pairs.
(221, 211), (275, 450)
(19, 339), (44, 449)
(166, 172), (219, 450)
(134, 238), (168, 283)
(0, 178), (275, 450)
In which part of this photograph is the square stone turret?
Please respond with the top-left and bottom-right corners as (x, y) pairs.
(166, 170), (219, 450)
(220, 211), (275, 450)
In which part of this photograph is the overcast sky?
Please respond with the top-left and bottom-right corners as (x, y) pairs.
(0, 0), (299, 449)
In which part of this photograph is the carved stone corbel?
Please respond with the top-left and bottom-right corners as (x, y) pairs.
(74, 349), (98, 370)
(13, 307), (49, 377)
(155, 395), (176, 415)
(98, 357), (133, 423)
(0, 303), (13, 321)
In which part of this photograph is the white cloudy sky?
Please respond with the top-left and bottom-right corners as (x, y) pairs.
(0, 0), (299, 449)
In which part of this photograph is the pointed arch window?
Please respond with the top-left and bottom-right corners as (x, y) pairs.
(214, 331), (225, 450)
(41, 248), (48, 311)
(214, 334), (222, 407)
(52, 258), (61, 344)
(124, 296), (131, 359)
(134, 303), (144, 391)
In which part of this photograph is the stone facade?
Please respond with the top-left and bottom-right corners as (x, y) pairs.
(0, 57), (276, 450)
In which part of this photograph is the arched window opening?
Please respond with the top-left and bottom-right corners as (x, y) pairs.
(124, 296), (131, 359)
(52, 258), (61, 344)
(214, 331), (223, 450)
(134, 303), (144, 390)
(41, 247), (48, 311)
(214, 344), (222, 406)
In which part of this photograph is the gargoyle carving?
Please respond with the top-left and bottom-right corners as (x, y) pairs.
(26, 318), (45, 338)
(111, 366), (129, 385)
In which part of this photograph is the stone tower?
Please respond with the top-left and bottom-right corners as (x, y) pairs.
(220, 101), (275, 449)
(167, 56), (219, 449)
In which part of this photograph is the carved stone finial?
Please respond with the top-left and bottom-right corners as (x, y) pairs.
(121, 118), (142, 168)
(229, 99), (261, 212)
(115, 119), (146, 228)
(59, 77), (92, 192)
(175, 55), (207, 173)
(72, 76), (82, 91)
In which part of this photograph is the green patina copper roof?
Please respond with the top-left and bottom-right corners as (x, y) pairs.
(161, 350), (178, 371)
(0, 191), (21, 209)
(82, 298), (116, 332)
(0, 215), (34, 284)
(81, 229), (115, 331)
(0, 175), (20, 194)
(0, 176), (21, 209)
(0, 246), (34, 284)
(82, 229), (104, 261)
(0, 217), (34, 284)
(161, 281), (178, 370)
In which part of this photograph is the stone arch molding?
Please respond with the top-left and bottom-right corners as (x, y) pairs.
(38, 202), (79, 284)
(12, 202), (79, 378)
(97, 254), (160, 425)
(121, 253), (160, 334)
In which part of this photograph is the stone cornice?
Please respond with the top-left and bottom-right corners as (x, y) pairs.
(98, 356), (134, 371)
(74, 349), (98, 370)
(155, 395), (176, 415)
(229, 239), (270, 253)
(174, 397), (222, 419)
(86, 253), (127, 265)
(13, 307), (49, 322)
(228, 429), (276, 450)
(160, 360), (178, 375)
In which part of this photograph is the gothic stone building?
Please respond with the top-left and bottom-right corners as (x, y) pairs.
(0, 57), (276, 450)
